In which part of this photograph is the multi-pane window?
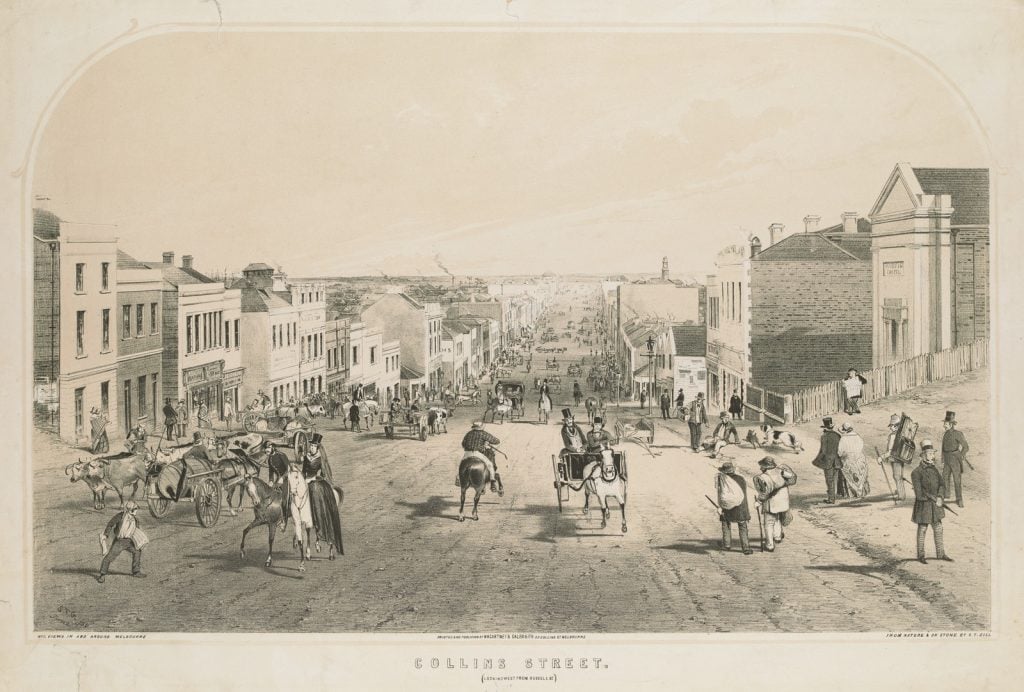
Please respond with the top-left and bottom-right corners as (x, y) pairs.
(76, 311), (85, 356)
(151, 303), (158, 334)
(186, 316), (193, 353)
(138, 375), (147, 420)
(234, 320), (239, 350)
(122, 305), (131, 339)
(101, 263), (109, 291)
(100, 381), (109, 415)
(370, 346), (377, 364)
(101, 309), (110, 351)
(136, 304), (144, 336)
(352, 346), (359, 365)
(75, 264), (84, 292)
(225, 320), (230, 348)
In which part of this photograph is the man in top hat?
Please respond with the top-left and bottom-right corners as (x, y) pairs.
(941, 411), (970, 508)
(714, 461), (753, 554)
(162, 397), (178, 441)
(879, 413), (907, 500)
(911, 440), (952, 564)
(675, 388), (686, 415)
(461, 421), (502, 492)
(811, 416), (843, 503)
(560, 408), (588, 460)
(586, 416), (613, 453)
(687, 392), (709, 451)
(659, 390), (672, 420)
(753, 456), (791, 552)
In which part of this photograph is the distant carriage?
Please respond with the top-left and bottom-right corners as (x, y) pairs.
(383, 407), (429, 441)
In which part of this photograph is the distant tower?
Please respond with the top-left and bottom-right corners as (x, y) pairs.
(661, 256), (669, 281)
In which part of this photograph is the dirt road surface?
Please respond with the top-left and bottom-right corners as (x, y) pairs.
(33, 298), (989, 633)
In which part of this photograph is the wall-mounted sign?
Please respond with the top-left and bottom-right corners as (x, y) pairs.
(883, 261), (905, 277)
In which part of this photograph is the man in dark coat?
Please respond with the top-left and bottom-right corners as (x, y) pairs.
(941, 410), (970, 508)
(559, 408), (588, 458)
(728, 390), (744, 420)
(349, 401), (361, 432)
(688, 393), (708, 451)
(675, 389), (685, 415)
(97, 500), (147, 582)
(162, 398), (177, 441)
(811, 416), (843, 503)
(659, 391), (671, 419)
(911, 440), (952, 564)
(715, 461), (752, 554)
(585, 416), (613, 453)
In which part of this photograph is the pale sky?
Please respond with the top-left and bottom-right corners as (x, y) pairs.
(33, 31), (988, 278)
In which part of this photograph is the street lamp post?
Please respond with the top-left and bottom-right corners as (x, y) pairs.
(645, 335), (655, 416)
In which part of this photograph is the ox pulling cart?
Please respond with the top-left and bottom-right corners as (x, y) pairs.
(383, 408), (429, 441)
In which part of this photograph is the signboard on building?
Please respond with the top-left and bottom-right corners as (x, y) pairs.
(673, 357), (707, 405)
(222, 368), (244, 389)
(184, 360), (225, 387)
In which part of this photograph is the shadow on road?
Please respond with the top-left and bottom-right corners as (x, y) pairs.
(653, 539), (721, 555)
(51, 566), (104, 579)
(804, 562), (902, 582)
(395, 495), (467, 521)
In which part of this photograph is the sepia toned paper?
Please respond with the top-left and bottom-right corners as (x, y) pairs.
(3, 0), (1023, 689)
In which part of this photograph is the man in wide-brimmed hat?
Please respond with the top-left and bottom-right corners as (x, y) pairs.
(910, 440), (952, 564)
(125, 416), (149, 454)
(753, 456), (791, 552)
(880, 413), (907, 500)
(941, 411), (970, 508)
(811, 416), (842, 503)
(687, 392), (709, 452)
(461, 421), (502, 492)
(714, 461), (752, 554)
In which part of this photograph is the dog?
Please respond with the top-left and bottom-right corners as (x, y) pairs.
(746, 424), (804, 453)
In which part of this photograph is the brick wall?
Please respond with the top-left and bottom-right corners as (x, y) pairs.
(954, 228), (989, 343)
(33, 239), (59, 380)
(750, 259), (872, 392)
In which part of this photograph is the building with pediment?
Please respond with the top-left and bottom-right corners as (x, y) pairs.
(868, 164), (989, 365)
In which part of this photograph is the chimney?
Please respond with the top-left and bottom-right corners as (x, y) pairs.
(181, 255), (193, 270)
(661, 256), (669, 281)
(750, 236), (762, 258)
(162, 251), (175, 265)
(842, 212), (858, 234)
(768, 223), (785, 246)
(803, 215), (821, 234)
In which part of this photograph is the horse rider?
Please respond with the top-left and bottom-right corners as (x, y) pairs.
(586, 416), (613, 453)
(266, 442), (289, 485)
(125, 416), (149, 454)
(279, 458), (315, 567)
(460, 421), (502, 493)
(559, 408), (588, 462)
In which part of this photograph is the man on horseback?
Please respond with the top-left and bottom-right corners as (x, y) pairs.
(460, 421), (502, 493)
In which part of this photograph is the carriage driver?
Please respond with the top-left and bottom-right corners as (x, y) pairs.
(559, 408), (588, 461)
(460, 421), (502, 493)
(586, 416), (613, 453)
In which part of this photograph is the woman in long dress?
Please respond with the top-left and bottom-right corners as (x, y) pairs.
(837, 423), (870, 498)
(302, 435), (343, 559)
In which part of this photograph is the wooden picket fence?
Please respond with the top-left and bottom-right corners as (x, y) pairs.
(757, 339), (988, 425)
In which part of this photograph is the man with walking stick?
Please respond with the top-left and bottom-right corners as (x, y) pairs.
(941, 411), (970, 508)
(911, 440), (954, 564)
(753, 456), (793, 553)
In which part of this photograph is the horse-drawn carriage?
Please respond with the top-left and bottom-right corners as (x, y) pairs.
(241, 403), (299, 432)
(614, 415), (655, 445)
(547, 375), (562, 393)
(552, 449), (629, 532)
(566, 363), (582, 377)
(383, 407), (429, 441)
(485, 380), (526, 423)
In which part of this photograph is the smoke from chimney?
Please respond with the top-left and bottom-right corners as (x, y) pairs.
(434, 254), (455, 286)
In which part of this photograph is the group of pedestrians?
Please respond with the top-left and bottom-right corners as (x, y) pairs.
(713, 456), (796, 554)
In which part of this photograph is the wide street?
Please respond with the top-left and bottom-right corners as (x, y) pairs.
(33, 290), (990, 633)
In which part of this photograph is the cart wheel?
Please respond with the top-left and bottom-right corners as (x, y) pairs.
(419, 426), (428, 442)
(294, 430), (309, 459)
(242, 413), (257, 433)
(147, 488), (171, 518)
(195, 477), (222, 527)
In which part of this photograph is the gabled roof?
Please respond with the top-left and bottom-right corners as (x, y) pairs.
(242, 262), (275, 272)
(911, 167), (989, 225)
(753, 232), (864, 262)
(146, 262), (215, 286)
(33, 208), (61, 240)
(117, 250), (149, 270)
(671, 325), (707, 357)
(400, 364), (425, 380)
(237, 285), (294, 313)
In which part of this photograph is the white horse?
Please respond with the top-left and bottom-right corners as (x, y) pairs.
(486, 397), (514, 424)
(562, 449), (627, 533)
(356, 399), (379, 429)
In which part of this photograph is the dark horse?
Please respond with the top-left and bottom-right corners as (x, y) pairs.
(458, 451), (503, 522)
(239, 476), (285, 568)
